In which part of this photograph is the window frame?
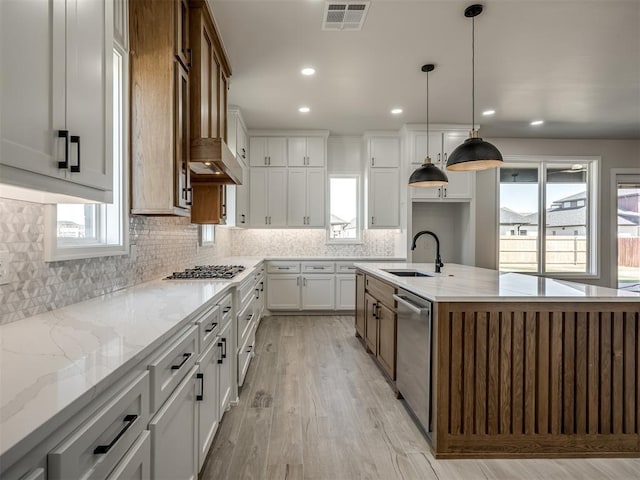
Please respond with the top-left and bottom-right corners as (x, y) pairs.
(326, 173), (363, 244)
(496, 155), (600, 279)
(44, 42), (130, 262)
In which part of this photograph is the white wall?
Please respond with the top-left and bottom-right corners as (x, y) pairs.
(327, 136), (362, 173)
(475, 137), (640, 287)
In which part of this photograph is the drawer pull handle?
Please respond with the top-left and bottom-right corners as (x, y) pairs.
(311, 266), (325, 270)
(70, 135), (81, 172)
(260, 281), (264, 292)
(171, 352), (192, 370)
(57, 130), (69, 169)
(277, 266), (289, 270)
(217, 337), (227, 364)
(223, 306), (231, 313)
(93, 414), (138, 454)
(205, 322), (218, 333)
(196, 373), (204, 401)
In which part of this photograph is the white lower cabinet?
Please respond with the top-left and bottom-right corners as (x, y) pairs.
(17, 469), (44, 480)
(149, 365), (198, 480)
(266, 274), (301, 310)
(335, 275), (356, 310)
(48, 372), (150, 480)
(196, 341), (220, 472)
(218, 319), (233, 415)
(301, 275), (335, 309)
(105, 431), (151, 480)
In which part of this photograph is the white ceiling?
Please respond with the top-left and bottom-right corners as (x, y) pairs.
(210, 0), (640, 138)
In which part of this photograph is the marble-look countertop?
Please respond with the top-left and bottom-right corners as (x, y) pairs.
(0, 257), (264, 466)
(355, 262), (640, 302)
(264, 256), (406, 261)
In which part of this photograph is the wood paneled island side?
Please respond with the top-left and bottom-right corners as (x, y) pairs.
(354, 263), (640, 459)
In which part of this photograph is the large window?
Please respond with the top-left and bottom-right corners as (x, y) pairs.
(328, 175), (361, 242)
(498, 157), (598, 276)
(45, 45), (128, 261)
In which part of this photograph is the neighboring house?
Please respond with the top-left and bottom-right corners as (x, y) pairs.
(501, 191), (640, 236)
(57, 221), (84, 238)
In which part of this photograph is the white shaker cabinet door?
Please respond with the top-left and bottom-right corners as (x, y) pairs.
(287, 137), (307, 167)
(249, 168), (268, 226)
(287, 168), (307, 226)
(105, 431), (151, 480)
(197, 343), (220, 472)
(305, 137), (325, 167)
(442, 171), (474, 199)
(266, 168), (288, 227)
(301, 275), (335, 310)
(266, 137), (287, 166)
(267, 275), (301, 310)
(369, 137), (400, 168)
(369, 168), (400, 228)
(306, 168), (326, 227)
(413, 132), (443, 165)
(249, 137), (268, 166)
(335, 275), (356, 310)
(218, 319), (233, 417)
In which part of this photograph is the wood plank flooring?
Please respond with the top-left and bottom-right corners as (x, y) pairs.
(200, 316), (640, 480)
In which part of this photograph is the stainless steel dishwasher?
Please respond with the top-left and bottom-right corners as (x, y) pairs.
(394, 289), (432, 435)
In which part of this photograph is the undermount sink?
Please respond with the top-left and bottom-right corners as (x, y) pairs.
(382, 269), (433, 278)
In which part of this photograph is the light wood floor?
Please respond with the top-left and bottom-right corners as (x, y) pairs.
(200, 316), (640, 480)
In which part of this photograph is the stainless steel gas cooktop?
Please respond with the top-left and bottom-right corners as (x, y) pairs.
(165, 265), (246, 280)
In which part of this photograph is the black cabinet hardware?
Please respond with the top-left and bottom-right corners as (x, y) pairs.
(196, 373), (204, 401)
(57, 130), (69, 169)
(70, 135), (80, 172)
(171, 352), (192, 370)
(205, 321), (218, 333)
(93, 414), (138, 454)
(223, 306), (231, 314)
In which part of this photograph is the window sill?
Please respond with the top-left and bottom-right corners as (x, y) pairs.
(325, 240), (365, 246)
(44, 244), (129, 262)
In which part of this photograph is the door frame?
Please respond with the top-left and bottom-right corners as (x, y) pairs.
(610, 168), (640, 288)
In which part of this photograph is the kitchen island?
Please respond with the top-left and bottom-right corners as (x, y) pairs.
(354, 262), (640, 459)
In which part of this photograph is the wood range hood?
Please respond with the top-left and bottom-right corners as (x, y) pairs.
(190, 138), (242, 185)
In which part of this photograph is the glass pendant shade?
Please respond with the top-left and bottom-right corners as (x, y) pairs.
(409, 158), (449, 187)
(446, 135), (503, 171)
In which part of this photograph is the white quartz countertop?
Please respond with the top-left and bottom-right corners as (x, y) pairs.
(0, 257), (264, 464)
(264, 256), (406, 261)
(355, 262), (640, 302)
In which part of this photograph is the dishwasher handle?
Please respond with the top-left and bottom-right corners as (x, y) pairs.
(393, 294), (431, 315)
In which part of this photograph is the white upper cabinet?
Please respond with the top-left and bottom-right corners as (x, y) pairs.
(249, 137), (286, 166)
(249, 168), (287, 226)
(412, 133), (444, 165)
(368, 168), (400, 228)
(369, 137), (400, 168)
(0, 0), (113, 203)
(228, 107), (248, 165)
(287, 168), (325, 227)
(287, 137), (326, 167)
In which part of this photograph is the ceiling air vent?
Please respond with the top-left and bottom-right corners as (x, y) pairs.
(322, 1), (370, 31)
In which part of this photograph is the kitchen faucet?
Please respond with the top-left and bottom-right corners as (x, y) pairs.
(411, 230), (444, 273)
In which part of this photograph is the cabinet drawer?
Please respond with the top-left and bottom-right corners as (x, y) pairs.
(218, 293), (233, 329)
(238, 275), (255, 306)
(105, 430), (151, 480)
(148, 325), (198, 411)
(267, 261), (300, 273)
(48, 372), (150, 480)
(195, 304), (220, 354)
(237, 296), (255, 351)
(301, 261), (335, 273)
(365, 274), (397, 310)
(238, 326), (255, 387)
(335, 261), (357, 273)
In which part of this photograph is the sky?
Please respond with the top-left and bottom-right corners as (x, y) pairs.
(500, 183), (586, 213)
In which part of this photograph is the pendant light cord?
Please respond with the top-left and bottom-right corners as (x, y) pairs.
(426, 70), (430, 158)
(471, 15), (475, 132)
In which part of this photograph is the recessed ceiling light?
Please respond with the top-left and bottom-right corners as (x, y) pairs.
(391, 108), (403, 115)
(298, 106), (310, 113)
(482, 109), (496, 116)
(301, 67), (316, 76)
(530, 120), (544, 126)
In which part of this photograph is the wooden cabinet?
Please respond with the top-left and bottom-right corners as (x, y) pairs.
(287, 168), (325, 227)
(287, 137), (326, 167)
(249, 168), (287, 227)
(191, 181), (226, 224)
(0, 0), (113, 203)
(175, 0), (190, 69)
(130, 0), (191, 216)
(355, 272), (366, 338)
(357, 271), (398, 380)
(149, 365), (198, 480)
(376, 302), (396, 379)
(368, 168), (400, 228)
(364, 293), (378, 355)
(249, 137), (287, 166)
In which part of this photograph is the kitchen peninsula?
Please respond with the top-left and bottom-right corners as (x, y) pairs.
(355, 262), (640, 459)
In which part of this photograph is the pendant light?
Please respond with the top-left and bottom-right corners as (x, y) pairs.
(446, 4), (503, 172)
(409, 64), (449, 187)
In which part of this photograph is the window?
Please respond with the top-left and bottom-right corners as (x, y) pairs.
(328, 175), (361, 242)
(45, 45), (129, 261)
(498, 157), (598, 276)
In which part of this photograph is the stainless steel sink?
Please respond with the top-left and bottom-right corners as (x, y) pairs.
(382, 269), (433, 278)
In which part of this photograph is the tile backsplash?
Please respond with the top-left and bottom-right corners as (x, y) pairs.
(1, 198), (404, 324)
(0, 198), (231, 325)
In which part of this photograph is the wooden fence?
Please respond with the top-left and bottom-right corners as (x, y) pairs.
(618, 238), (640, 267)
